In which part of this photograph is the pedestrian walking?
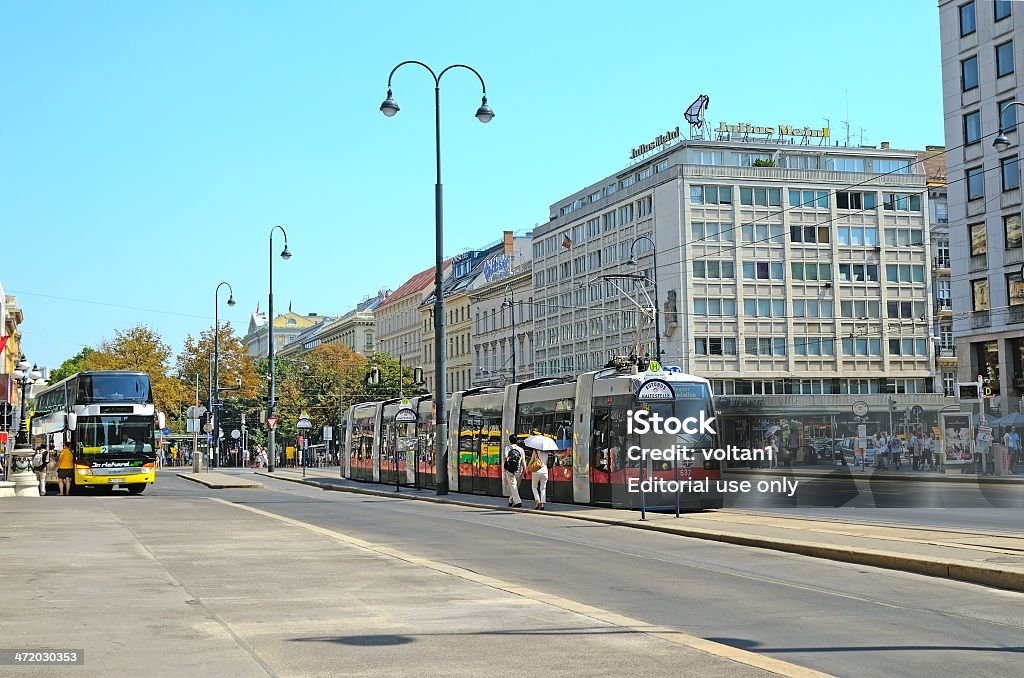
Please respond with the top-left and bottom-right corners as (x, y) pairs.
(502, 435), (524, 508)
(56, 443), (74, 495)
(891, 436), (903, 470)
(910, 431), (923, 470)
(924, 432), (938, 471)
(525, 443), (550, 510)
(32, 445), (49, 496)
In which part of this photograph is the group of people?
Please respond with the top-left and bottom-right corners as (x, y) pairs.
(872, 431), (940, 472)
(501, 435), (549, 510)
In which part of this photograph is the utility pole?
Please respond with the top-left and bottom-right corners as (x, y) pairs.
(192, 373), (200, 473)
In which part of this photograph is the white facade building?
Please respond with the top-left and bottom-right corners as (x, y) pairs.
(939, 0), (1024, 413)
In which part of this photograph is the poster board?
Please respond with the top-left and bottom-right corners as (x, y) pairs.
(938, 412), (973, 466)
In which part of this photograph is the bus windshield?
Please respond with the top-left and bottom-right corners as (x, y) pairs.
(77, 374), (151, 404)
(77, 416), (154, 456)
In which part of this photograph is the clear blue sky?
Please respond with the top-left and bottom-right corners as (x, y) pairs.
(1, 0), (943, 370)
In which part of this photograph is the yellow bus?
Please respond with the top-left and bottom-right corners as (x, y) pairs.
(31, 371), (157, 494)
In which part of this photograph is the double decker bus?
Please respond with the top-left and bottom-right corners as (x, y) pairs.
(31, 371), (157, 494)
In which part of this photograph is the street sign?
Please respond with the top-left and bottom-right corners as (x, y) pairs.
(394, 407), (417, 424)
(186, 405), (207, 419)
(910, 405), (924, 421)
(202, 422), (213, 433)
(636, 378), (674, 402)
(231, 429), (241, 440)
(323, 426), (333, 441)
(266, 416), (279, 430)
(161, 427), (171, 435)
(0, 401), (12, 431)
(296, 417), (313, 430)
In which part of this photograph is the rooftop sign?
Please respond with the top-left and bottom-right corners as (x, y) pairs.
(715, 121), (829, 139)
(630, 127), (680, 159)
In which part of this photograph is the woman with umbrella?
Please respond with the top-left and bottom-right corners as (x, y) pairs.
(522, 434), (557, 510)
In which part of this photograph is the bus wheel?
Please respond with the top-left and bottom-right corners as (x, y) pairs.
(126, 484), (146, 495)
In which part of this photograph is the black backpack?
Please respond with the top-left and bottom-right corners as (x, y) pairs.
(503, 447), (523, 474)
(32, 450), (48, 472)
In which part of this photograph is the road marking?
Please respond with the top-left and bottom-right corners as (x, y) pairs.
(211, 497), (833, 678)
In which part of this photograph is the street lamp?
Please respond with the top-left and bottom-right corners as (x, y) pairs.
(267, 224), (291, 473)
(380, 61), (494, 495)
(626, 235), (662, 362)
(501, 284), (516, 384)
(12, 359), (43, 445)
(213, 282), (235, 468)
(993, 101), (1024, 151)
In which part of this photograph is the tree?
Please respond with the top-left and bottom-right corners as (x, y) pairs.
(80, 325), (190, 423)
(48, 346), (97, 383)
(176, 323), (261, 436)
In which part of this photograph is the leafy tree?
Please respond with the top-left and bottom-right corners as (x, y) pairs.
(48, 346), (97, 383)
(81, 325), (190, 423)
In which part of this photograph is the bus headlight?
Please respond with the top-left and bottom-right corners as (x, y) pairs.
(75, 465), (92, 476)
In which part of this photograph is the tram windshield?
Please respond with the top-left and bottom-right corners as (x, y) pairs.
(640, 382), (717, 457)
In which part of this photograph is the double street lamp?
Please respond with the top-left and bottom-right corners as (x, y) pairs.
(267, 224), (292, 473)
(12, 359), (43, 446)
(627, 235), (662, 362)
(380, 61), (494, 495)
(213, 282), (235, 467)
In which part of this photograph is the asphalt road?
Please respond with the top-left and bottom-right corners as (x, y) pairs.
(153, 472), (1024, 678)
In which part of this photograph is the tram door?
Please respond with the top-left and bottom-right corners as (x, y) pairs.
(590, 407), (613, 505)
(474, 422), (499, 494)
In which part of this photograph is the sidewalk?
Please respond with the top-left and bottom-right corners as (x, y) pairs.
(255, 468), (1024, 593)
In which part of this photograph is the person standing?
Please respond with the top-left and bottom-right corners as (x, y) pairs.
(767, 434), (779, 469)
(56, 443), (74, 496)
(526, 443), (550, 510)
(32, 445), (49, 496)
(786, 430), (800, 467)
(502, 435), (524, 508)
(1004, 426), (1020, 474)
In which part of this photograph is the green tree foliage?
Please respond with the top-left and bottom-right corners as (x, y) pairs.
(752, 158), (776, 167)
(80, 325), (190, 422)
(48, 346), (96, 383)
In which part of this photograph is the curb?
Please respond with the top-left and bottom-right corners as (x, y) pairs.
(255, 472), (1024, 593)
(177, 473), (263, 489)
(727, 467), (1024, 484)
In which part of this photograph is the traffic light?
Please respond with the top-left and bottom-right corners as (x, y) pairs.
(366, 367), (380, 386)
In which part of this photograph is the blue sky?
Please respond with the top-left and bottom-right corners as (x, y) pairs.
(1, 1), (943, 370)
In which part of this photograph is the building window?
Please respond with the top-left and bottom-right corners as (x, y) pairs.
(840, 300), (881, 318)
(1008, 272), (1024, 306)
(997, 41), (1015, 78)
(883, 227), (925, 247)
(964, 110), (982, 145)
(691, 222), (735, 242)
(1007, 213), (1023, 249)
(884, 266), (925, 284)
(836, 226), (879, 246)
(790, 262), (832, 280)
(836, 191), (877, 209)
(995, 0), (1012, 21)
(825, 157), (865, 172)
(960, 1), (976, 36)
(970, 222), (987, 255)
(874, 159), (911, 174)
(744, 337), (787, 356)
(886, 300), (926, 318)
(692, 260), (735, 279)
(695, 337), (737, 356)
(693, 150), (724, 165)
(972, 278), (990, 311)
(693, 298), (737, 316)
(741, 224), (784, 242)
(739, 186), (782, 207)
(838, 263), (880, 282)
(967, 165), (985, 200)
(935, 238), (951, 267)
(962, 55), (979, 91)
(998, 99), (1019, 133)
(943, 372), (956, 397)
(793, 338), (835, 357)
(690, 185), (733, 205)
(792, 299), (834, 318)
(789, 189), (829, 208)
(789, 225), (831, 243)
(743, 298), (786, 317)
(841, 338), (882, 357)
(1002, 156), (1020, 191)
(883, 193), (922, 211)
(742, 261), (784, 280)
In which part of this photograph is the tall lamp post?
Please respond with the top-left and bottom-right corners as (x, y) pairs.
(213, 282), (235, 468)
(380, 61), (494, 495)
(627, 235), (662, 362)
(12, 359), (42, 446)
(501, 284), (516, 383)
(267, 224), (292, 473)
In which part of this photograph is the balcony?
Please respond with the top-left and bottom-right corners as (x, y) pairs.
(934, 299), (952, 318)
(936, 348), (958, 366)
(971, 310), (991, 329)
(681, 164), (924, 187)
(932, 258), (950, 276)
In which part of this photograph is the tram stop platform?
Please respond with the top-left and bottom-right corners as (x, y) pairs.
(253, 467), (1024, 594)
(177, 472), (264, 489)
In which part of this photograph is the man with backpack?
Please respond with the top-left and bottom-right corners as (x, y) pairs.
(32, 445), (49, 496)
(503, 435), (524, 508)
